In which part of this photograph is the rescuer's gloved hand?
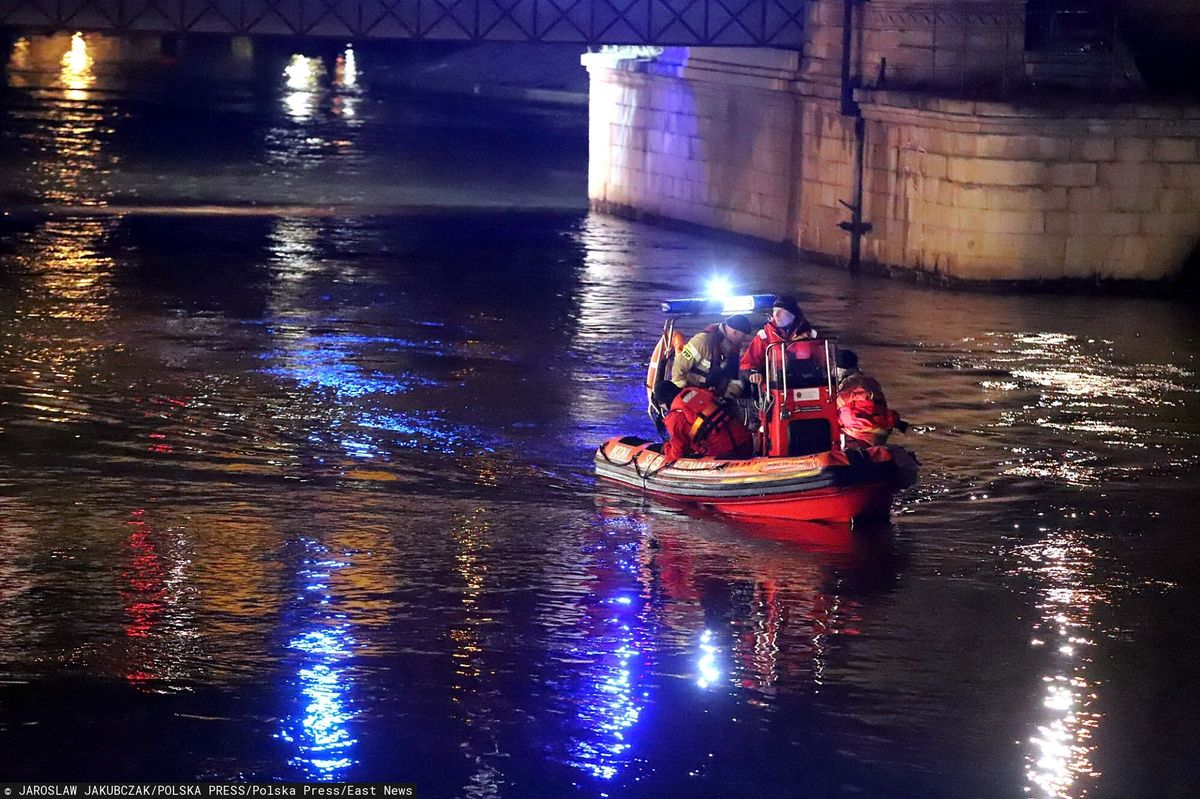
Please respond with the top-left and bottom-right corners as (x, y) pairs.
(724, 380), (745, 399)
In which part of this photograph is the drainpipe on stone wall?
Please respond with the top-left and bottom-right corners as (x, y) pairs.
(837, 0), (871, 272)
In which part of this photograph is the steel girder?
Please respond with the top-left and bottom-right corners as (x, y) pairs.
(0, 0), (805, 46)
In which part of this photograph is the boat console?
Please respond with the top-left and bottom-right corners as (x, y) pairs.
(759, 338), (842, 458)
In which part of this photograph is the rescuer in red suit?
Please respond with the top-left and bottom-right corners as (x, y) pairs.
(652, 381), (754, 461)
(739, 295), (818, 387)
(835, 349), (909, 447)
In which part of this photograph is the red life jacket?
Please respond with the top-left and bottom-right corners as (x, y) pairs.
(663, 386), (753, 460)
(837, 372), (900, 446)
(739, 320), (817, 376)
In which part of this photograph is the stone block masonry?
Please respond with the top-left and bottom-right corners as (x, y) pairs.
(584, 49), (800, 244)
(812, 89), (1200, 281)
(584, 46), (1200, 284)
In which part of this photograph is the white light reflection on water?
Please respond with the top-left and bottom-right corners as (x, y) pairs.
(334, 45), (358, 90)
(1015, 531), (1104, 799)
(567, 218), (656, 448)
(982, 331), (1136, 797)
(696, 629), (722, 689)
(988, 332), (1191, 408)
(283, 55), (326, 121)
(979, 331), (1195, 486)
(332, 47), (362, 123)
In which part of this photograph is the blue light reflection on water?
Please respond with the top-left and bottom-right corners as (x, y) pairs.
(565, 514), (656, 783)
(569, 609), (645, 781)
(276, 541), (359, 780)
(260, 333), (442, 399)
(264, 330), (499, 460)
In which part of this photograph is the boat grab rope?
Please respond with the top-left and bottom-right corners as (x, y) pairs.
(635, 454), (730, 488)
(602, 443), (732, 492)
(635, 456), (673, 483)
(598, 445), (640, 468)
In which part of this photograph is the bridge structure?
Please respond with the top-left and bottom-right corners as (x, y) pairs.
(2, 0), (1198, 285)
(0, 0), (805, 45)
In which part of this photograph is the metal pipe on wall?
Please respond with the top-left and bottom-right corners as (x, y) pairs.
(838, 0), (870, 272)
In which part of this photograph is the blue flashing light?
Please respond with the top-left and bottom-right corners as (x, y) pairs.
(705, 276), (732, 302)
(661, 293), (774, 317)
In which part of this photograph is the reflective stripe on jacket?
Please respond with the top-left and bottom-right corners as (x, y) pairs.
(672, 324), (737, 392)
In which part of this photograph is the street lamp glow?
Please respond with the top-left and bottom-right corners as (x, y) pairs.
(61, 32), (92, 78)
(284, 54), (319, 90)
(335, 45), (358, 89)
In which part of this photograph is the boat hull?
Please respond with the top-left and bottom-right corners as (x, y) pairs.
(594, 436), (917, 523)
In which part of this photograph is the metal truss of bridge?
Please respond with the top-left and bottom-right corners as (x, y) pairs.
(0, 0), (805, 46)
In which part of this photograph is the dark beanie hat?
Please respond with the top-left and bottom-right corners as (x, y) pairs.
(836, 349), (859, 370)
(653, 380), (681, 407)
(723, 314), (752, 335)
(771, 295), (802, 317)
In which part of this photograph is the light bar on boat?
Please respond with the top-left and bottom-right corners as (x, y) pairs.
(660, 294), (774, 316)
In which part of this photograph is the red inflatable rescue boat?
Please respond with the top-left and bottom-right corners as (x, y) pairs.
(594, 295), (918, 523)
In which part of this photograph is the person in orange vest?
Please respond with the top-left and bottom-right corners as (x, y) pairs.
(835, 349), (908, 447)
(652, 380), (754, 461)
(739, 295), (818, 388)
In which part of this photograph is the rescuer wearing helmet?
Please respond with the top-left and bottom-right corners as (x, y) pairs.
(670, 314), (754, 399)
(835, 349), (909, 447)
(739, 295), (818, 387)
(652, 380), (754, 461)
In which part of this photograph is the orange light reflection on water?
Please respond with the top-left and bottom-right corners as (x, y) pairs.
(449, 508), (506, 796)
(60, 31), (95, 98)
(5, 32), (113, 205)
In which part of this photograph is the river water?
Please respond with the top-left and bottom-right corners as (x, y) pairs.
(0, 33), (1198, 799)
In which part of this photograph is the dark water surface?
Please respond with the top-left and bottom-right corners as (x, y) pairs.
(2, 33), (1199, 799)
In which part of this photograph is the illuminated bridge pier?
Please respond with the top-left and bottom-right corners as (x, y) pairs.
(585, 0), (1200, 284)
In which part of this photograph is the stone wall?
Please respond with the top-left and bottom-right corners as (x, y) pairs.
(585, 43), (1200, 284)
(584, 48), (800, 242)
(801, 0), (1025, 94)
(801, 90), (1200, 280)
